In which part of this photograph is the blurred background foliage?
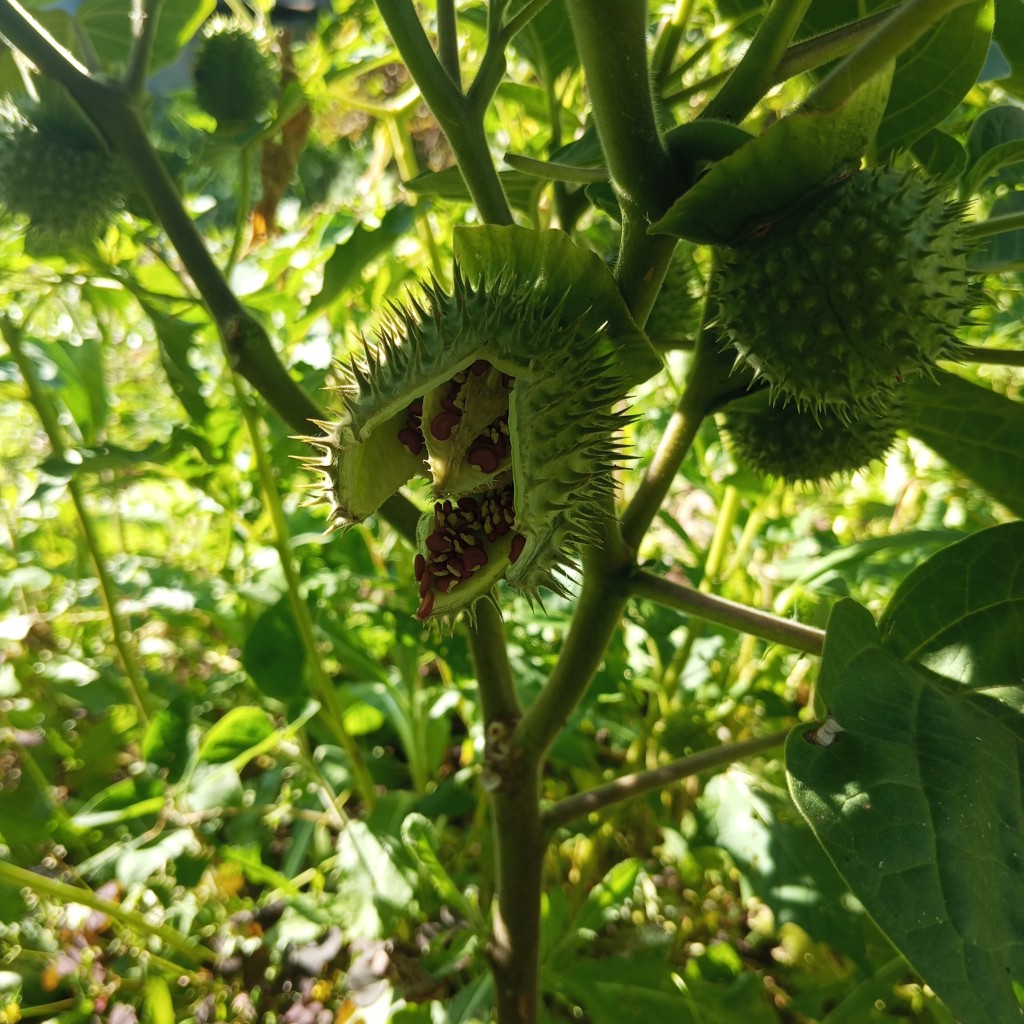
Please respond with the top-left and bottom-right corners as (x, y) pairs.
(0, 0), (1021, 1020)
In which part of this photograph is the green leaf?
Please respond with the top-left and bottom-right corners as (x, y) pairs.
(453, 224), (661, 385)
(875, 1), (994, 156)
(509, 0), (577, 84)
(879, 521), (1024, 689)
(963, 103), (1024, 197)
(308, 204), (416, 316)
(401, 813), (481, 925)
(787, 598), (1024, 1024)
(139, 302), (211, 426)
(76, 0), (215, 73)
(993, 0), (1024, 100)
(910, 129), (967, 181)
(650, 68), (892, 245)
(24, 339), (105, 447)
(198, 707), (276, 764)
(242, 599), (307, 705)
(901, 371), (1024, 516)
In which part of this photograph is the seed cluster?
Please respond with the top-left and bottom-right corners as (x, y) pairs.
(414, 487), (523, 620)
(398, 399), (424, 455)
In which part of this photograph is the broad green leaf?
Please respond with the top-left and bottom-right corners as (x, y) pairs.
(507, 0), (576, 84)
(901, 371), (1024, 516)
(963, 104), (1024, 196)
(23, 339), (103, 446)
(139, 302), (211, 425)
(993, 0), (1024, 99)
(650, 68), (892, 245)
(308, 204), (416, 316)
(198, 707), (275, 764)
(401, 813), (481, 925)
(910, 129), (967, 181)
(787, 598), (1024, 1024)
(242, 598), (307, 704)
(879, 521), (1024, 689)
(453, 224), (661, 384)
(875, 1), (993, 156)
(76, 0), (215, 73)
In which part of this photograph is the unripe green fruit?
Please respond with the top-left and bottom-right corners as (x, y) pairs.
(722, 399), (900, 483)
(193, 26), (277, 127)
(645, 247), (704, 348)
(716, 168), (972, 415)
(0, 103), (124, 250)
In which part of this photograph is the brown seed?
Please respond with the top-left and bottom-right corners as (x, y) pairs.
(431, 411), (462, 441)
(425, 533), (452, 554)
(398, 427), (423, 455)
(436, 576), (458, 593)
(414, 553), (426, 580)
(463, 546), (488, 571)
(416, 590), (435, 620)
(509, 533), (526, 564)
(468, 445), (500, 473)
(471, 359), (490, 376)
(457, 496), (480, 513)
(419, 571), (431, 597)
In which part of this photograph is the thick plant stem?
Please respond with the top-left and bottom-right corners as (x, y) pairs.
(3, 320), (152, 723)
(543, 729), (789, 831)
(956, 346), (1024, 367)
(468, 600), (520, 725)
(375, 0), (513, 225)
(700, 0), (813, 123)
(805, 0), (980, 112)
(773, 9), (895, 84)
(631, 571), (826, 654)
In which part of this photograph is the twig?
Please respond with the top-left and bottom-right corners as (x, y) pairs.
(630, 570), (826, 655)
(542, 729), (789, 831)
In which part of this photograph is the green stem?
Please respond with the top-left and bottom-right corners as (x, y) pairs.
(124, 0), (164, 100)
(2, 319), (151, 723)
(700, 484), (741, 591)
(962, 212), (1024, 240)
(240, 395), (377, 810)
(955, 346), (1024, 367)
(375, 0), (513, 225)
(468, 600), (520, 724)
(0, 859), (216, 965)
(630, 570), (825, 654)
(651, 0), (697, 88)
(614, 327), (737, 552)
(501, 0), (551, 41)
(772, 9), (895, 84)
(502, 152), (606, 184)
(437, 0), (462, 88)
(700, 0), (814, 123)
(543, 729), (789, 831)
(804, 0), (979, 112)
(225, 144), (254, 275)
(565, 0), (680, 218)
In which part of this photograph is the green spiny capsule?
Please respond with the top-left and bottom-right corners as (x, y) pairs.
(193, 23), (278, 128)
(299, 251), (647, 624)
(722, 398), (900, 483)
(716, 168), (973, 416)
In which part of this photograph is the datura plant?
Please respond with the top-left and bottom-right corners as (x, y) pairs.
(301, 225), (660, 622)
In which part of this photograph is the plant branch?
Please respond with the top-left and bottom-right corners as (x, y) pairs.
(565, 0), (680, 220)
(700, 0), (814, 123)
(467, 599), (521, 724)
(436, 0), (462, 89)
(772, 9), (895, 83)
(376, 0), (513, 224)
(542, 729), (789, 831)
(501, 0), (551, 41)
(804, 0), (979, 113)
(502, 152), (606, 184)
(124, 0), (164, 99)
(631, 570), (826, 654)
(0, 859), (216, 965)
(954, 346), (1024, 367)
(962, 212), (1024, 240)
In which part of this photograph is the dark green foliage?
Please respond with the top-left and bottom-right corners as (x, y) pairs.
(192, 25), (277, 127)
(717, 168), (972, 415)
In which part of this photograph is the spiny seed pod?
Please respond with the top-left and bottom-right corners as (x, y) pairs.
(716, 168), (973, 416)
(300, 227), (658, 623)
(0, 100), (124, 250)
(193, 23), (277, 128)
(722, 398), (900, 483)
(645, 246), (705, 349)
